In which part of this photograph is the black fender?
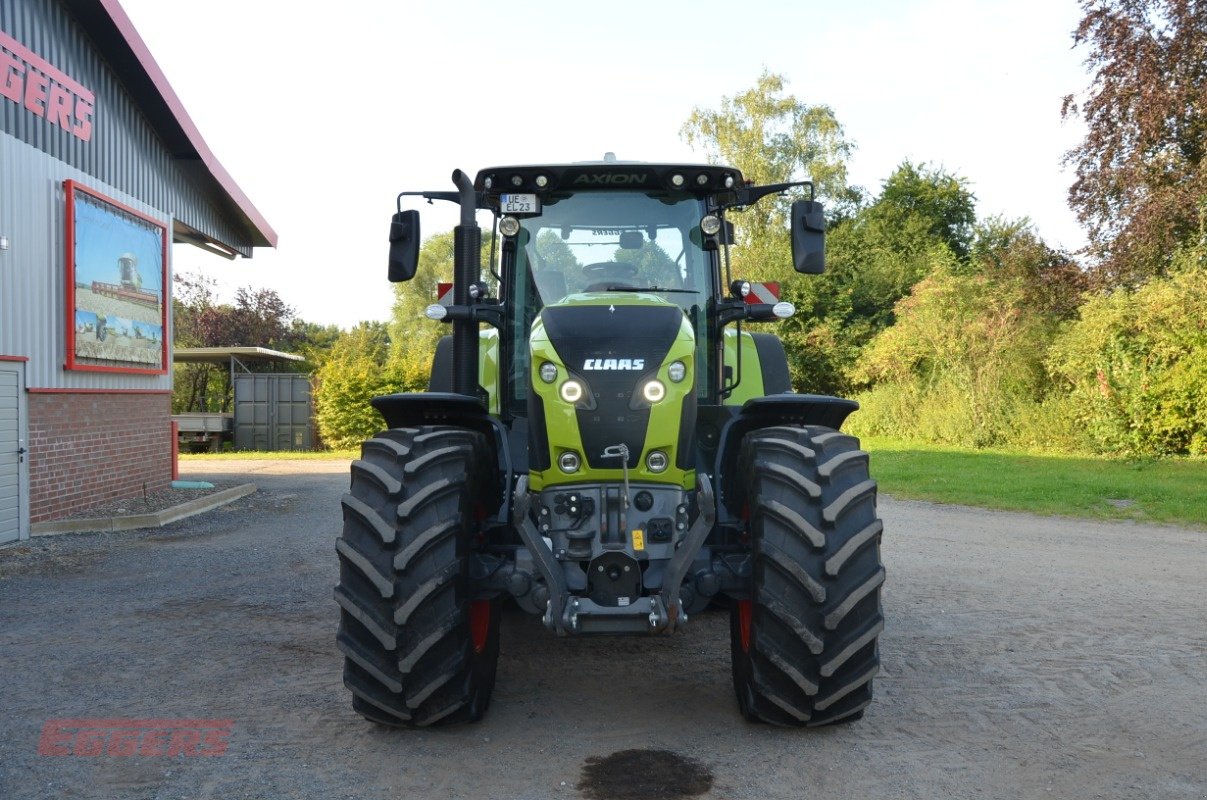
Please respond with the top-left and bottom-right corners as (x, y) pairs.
(370, 392), (513, 521)
(712, 394), (859, 521)
(749, 332), (792, 394)
(371, 391), (491, 431)
(426, 336), (455, 392)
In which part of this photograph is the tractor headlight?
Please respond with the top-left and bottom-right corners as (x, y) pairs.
(700, 214), (722, 236)
(558, 451), (581, 473)
(641, 379), (666, 403)
(667, 361), (686, 383)
(499, 216), (521, 237)
(539, 361), (558, 383)
(646, 451), (669, 473)
(560, 379), (584, 404)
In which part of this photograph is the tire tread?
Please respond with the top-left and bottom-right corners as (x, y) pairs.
(731, 424), (885, 727)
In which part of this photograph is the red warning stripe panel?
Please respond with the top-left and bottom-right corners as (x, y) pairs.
(744, 282), (780, 304)
(437, 282), (454, 306)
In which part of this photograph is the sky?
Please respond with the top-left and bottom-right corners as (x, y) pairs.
(118, 0), (1093, 330)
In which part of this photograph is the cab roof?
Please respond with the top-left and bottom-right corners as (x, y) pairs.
(474, 156), (745, 195)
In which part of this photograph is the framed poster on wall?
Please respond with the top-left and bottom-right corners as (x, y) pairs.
(64, 180), (169, 374)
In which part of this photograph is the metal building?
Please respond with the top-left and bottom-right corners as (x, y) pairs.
(0, 0), (276, 543)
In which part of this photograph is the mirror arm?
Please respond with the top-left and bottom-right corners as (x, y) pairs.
(396, 190), (459, 212)
(730, 180), (814, 208)
(717, 300), (781, 327)
(471, 302), (505, 330)
(431, 301), (506, 330)
(716, 300), (747, 328)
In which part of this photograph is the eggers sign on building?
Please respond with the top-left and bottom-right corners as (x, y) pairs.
(0, 0), (276, 544)
(0, 27), (93, 141)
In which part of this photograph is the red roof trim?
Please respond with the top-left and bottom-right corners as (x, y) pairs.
(96, 0), (278, 249)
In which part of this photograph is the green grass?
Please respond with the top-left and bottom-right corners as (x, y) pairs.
(179, 449), (357, 461)
(862, 436), (1207, 527)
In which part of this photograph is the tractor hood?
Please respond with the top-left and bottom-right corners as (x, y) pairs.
(530, 294), (696, 474)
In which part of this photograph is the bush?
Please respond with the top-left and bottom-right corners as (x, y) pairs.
(1046, 263), (1207, 456)
(314, 323), (428, 450)
(848, 269), (1058, 448)
(1003, 393), (1089, 454)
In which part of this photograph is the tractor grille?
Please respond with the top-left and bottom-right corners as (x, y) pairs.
(540, 304), (683, 470)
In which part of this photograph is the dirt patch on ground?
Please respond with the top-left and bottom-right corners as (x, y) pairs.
(579, 749), (713, 800)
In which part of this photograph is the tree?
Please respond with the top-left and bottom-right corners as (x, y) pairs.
(534, 230), (587, 294)
(314, 322), (414, 449)
(171, 272), (222, 413)
(874, 161), (977, 263)
(173, 276), (297, 351)
(1046, 260), (1207, 455)
(682, 71), (856, 284)
(778, 163), (977, 393)
(1063, 0), (1207, 285)
(972, 216), (1087, 318)
(287, 319), (342, 369)
(227, 287), (295, 349)
(386, 230), (494, 379)
(819, 163), (975, 324)
(171, 272), (324, 414)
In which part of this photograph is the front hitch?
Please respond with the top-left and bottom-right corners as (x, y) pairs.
(512, 473), (717, 635)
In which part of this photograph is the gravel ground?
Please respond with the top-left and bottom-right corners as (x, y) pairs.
(0, 458), (1203, 800)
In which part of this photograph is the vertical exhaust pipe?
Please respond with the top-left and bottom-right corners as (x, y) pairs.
(450, 169), (479, 398)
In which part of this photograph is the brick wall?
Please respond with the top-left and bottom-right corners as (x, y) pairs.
(28, 391), (171, 522)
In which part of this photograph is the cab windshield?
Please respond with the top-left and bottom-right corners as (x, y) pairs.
(505, 191), (716, 406)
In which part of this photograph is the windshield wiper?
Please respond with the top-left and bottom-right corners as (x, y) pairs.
(604, 285), (699, 294)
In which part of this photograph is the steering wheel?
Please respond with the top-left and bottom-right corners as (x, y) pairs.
(582, 261), (639, 291)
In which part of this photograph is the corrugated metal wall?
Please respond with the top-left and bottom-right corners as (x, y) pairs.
(0, 133), (172, 389)
(0, 0), (251, 255)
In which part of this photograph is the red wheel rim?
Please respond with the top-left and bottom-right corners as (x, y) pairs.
(470, 600), (492, 654)
(737, 599), (752, 653)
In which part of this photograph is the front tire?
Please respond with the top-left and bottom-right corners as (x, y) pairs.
(335, 426), (500, 727)
(730, 425), (885, 726)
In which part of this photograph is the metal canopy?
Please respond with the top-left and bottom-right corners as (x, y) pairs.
(172, 346), (304, 365)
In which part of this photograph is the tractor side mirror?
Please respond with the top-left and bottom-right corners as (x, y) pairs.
(790, 199), (825, 274)
(388, 210), (421, 282)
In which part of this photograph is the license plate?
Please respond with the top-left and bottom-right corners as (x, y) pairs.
(500, 193), (539, 214)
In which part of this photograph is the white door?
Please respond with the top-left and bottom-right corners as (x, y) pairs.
(0, 365), (23, 544)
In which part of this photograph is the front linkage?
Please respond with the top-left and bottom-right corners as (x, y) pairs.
(509, 473), (715, 636)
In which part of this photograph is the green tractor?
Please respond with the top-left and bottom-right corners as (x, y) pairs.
(334, 156), (885, 728)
